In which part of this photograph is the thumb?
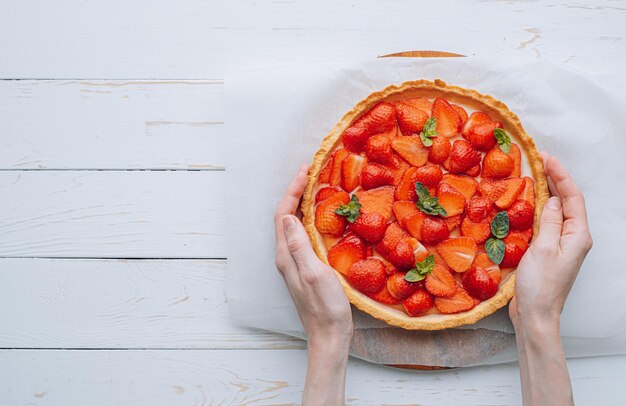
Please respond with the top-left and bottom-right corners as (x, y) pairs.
(535, 196), (563, 246)
(282, 215), (320, 267)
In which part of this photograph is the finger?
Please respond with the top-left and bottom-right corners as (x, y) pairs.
(534, 196), (564, 248)
(544, 156), (589, 226)
(540, 151), (558, 196)
(282, 215), (322, 271)
(274, 164), (310, 247)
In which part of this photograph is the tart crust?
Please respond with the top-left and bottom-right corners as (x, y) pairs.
(302, 79), (549, 330)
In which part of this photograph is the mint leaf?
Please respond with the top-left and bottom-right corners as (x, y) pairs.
(490, 211), (510, 239)
(419, 117), (438, 147)
(405, 254), (435, 282)
(415, 182), (447, 217)
(494, 128), (512, 154)
(486, 237), (505, 265)
(334, 195), (361, 223)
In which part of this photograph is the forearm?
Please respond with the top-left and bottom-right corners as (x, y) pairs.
(514, 317), (573, 406)
(303, 335), (350, 406)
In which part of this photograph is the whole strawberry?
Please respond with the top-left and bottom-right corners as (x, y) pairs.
(347, 258), (387, 294)
(348, 212), (387, 243)
(462, 267), (498, 300)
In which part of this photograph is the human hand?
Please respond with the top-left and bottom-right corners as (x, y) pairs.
(509, 152), (593, 330)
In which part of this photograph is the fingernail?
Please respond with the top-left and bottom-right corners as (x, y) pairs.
(547, 197), (561, 210)
(282, 215), (296, 231)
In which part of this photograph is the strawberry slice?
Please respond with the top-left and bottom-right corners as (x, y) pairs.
(348, 212), (387, 243)
(507, 199), (534, 230)
(464, 163), (481, 177)
(329, 148), (349, 186)
(482, 147), (514, 179)
(340, 154), (366, 192)
(368, 285), (401, 305)
(428, 135), (451, 164)
(360, 163), (394, 190)
(437, 183), (466, 216)
(478, 178), (508, 201)
(452, 104), (468, 126)
(436, 237), (477, 272)
(394, 167), (419, 201)
(399, 97), (433, 114)
(388, 237), (423, 271)
(414, 164), (443, 187)
(314, 191), (350, 236)
(509, 228), (533, 244)
(327, 233), (366, 274)
(403, 288), (435, 316)
(341, 126), (370, 153)
(315, 186), (343, 204)
(462, 267), (498, 300)
(510, 143), (522, 178)
(494, 178), (525, 209)
(420, 217), (450, 244)
(460, 217), (491, 244)
(447, 139), (482, 174)
(319, 156), (333, 184)
(432, 97), (462, 137)
(366, 134), (393, 164)
(383, 152), (412, 185)
(353, 102), (397, 136)
(444, 214), (463, 232)
(425, 264), (458, 298)
(501, 234), (529, 268)
(375, 222), (409, 257)
(395, 101), (430, 135)
(519, 177), (535, 208)
(347, 258), (387, 294)
(434, 285), (475, 314)
(355, 186), (395, 220)
(441, 174), (478, 201)
(387, 272), (421, 301)
(393, 200), (420, 227)
(473, 252), (500, 272)
(391, 135), (429, 167)
(462, 111), (503, 151)
(403, 211), (427, 240)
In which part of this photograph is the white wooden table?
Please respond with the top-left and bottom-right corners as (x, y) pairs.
(1, 1), (625, 404)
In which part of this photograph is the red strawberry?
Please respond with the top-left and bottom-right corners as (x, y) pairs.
(414, 164), (443, 187)
(432, 97), (462, 137)
(314, 191), (350, 236)
(360, 163), (394, 190)
(507, 199), (534, 230)
(460, 217), (491, 244)
(519, 177), (535, 208)
(368, 285), (401, 305)
(354, 102), (397, 135)
(396, 101), (429, 135)
(327, 233), (366, 274)
(444, 214), (463, 232)
(464, 164), (481, 177)
(355, 186), (395, 220)
(509, 228), (533, 244)
(500, 234), (529, 268)
(434, 285), (475, 314)
(482, 147), (514, 179)
(510, 143), (522, 178)
(403, 288), (435, 316)
(365, 134), (393, 164)
(402, 97), (433, 113)
(388, 238), (419, 271)
(425, 264), (458, 298)
(387, 272), (421, 301)
(462, 111), (503, 151)
(315, 186), (343, 204)
(441, 174), (478, 201)
(341, 126), (370, 153)
(391, 135), (429, 167)
(465, 196), (493, 222)
(462, 267), (498, 300)
(393, 200), (420, 227)
(394, 167), (419, 201)
(447, 140), (481, 174)
(404, 211), (428, 240)
(329, 148), (349, 186)
(437, 183), (466, 216)
(478, 178), (508, 201)
(383, 152), (412, 185)
(375, 222), (409, 257)
(420, 217), (450, 245)
(340, 154), (366, 192)
(347, 258), (388, 294)
(494, 178), (525, 209)
(348, 212), (387, 243)
(473, 252), (500, 273)
(436, 237), (477, 272)
(428, 135), (451, 164)
(452, 104), (468, 125)
(318, 156), (333, 184)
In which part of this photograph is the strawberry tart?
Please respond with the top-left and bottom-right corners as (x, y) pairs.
(302, 79), (549, 330)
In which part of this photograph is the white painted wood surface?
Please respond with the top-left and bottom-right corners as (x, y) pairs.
(1, 0), (625, 404)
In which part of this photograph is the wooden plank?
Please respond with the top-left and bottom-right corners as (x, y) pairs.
(0, 171), (225, 258)
(1, 349), (625, 405)
(0, 80), (225, 170)
(1, 1), (625, 79)
(0, 258), (302, 349)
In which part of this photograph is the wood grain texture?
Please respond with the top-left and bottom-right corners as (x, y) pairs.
(1, 0), (625, 79)
(0, 80), (225, 170)
(1, 350), (626, 405)
(0, 171), (225, 258)
(0, 258), (302, 349)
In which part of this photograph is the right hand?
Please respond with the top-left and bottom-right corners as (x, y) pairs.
(509, 152), (593, 328)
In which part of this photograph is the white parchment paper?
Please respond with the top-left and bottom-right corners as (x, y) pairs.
(225, 58), (626, 367)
